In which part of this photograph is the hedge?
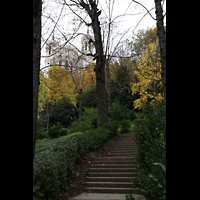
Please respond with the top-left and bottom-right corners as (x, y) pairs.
(132, 103), (166, 200)
(33, 121), (118, 200)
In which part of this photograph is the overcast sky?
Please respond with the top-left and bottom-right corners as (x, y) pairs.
(40, 0), (166, 69)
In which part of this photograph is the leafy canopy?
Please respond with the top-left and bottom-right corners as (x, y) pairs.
(132, 40), (164, 109)
(46, 65), (77, 106)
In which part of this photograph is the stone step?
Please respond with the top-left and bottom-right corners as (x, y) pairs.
(111, 148), (137, 151)
(86, 177), (134, 182)
(90, 164), (135, 168)
(68, 193), (145, 200)
(93, 157), (136, 161)
(110, 149), (137, 152)
(114, 145), (136, 147)
(117, 141), (134, 144)
(112, 145), (137, 147)
(88, 172), (137, 177)
(92, 160), (135, 164)
(106, 153), (137, 157)
(85, 187), (141, 194)
(116, 141), (135, 143)
(85, 182), (134, 188)
(112, 146), (137, 148)
(117, 141), (135, 143)
(90, 168), (136, 172)
(108, 151), (137, 154)
(109, 149), (137, 152)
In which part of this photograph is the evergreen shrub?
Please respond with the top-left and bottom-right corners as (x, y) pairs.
(36, 129), (46, 140)
(119, 119), (131, 133)
(132, 103), (166, 200)
(103, 120), (119, 136)
(33, 120), (118, 199)
(46, 122), (70, 139)
(133, 118), (146, 127)
(108, 100), (134, 122)
(70, 107), (97, 132)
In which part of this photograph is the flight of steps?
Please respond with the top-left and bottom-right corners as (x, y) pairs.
(85, 132), (141, 194)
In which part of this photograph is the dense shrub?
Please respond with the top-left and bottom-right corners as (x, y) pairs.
(33, 138), (78, 200)
(133, 118), (146, 127)
(33, 120), (118, 199)
(80, 85), (97, 108)
(108, 100), (135, 122)
(119, 120), (131, 133)
(37, 97), (78, 133)
(103, 120), (119, 136)
(36, 129), (47, 140)
(110, 65), (136, 111)
(132, 103), (166, 200)
(46, 122), (70, 139)
(70, 107), (97, 132)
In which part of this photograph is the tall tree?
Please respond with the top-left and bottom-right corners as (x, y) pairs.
(46, 65), (77, 105)
(154, 0), (166, 104)
(33, 0), (42, 159)
(131, 0), (166, 104)
(111, 64), (134, 110)
(132, 40), (164, 110)
(78, 0), (108, 127)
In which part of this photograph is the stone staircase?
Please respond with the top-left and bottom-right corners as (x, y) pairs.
(85, 132), (141, 194)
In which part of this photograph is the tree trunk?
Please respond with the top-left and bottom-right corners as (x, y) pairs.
(92, 14), (108, 128)
(80, 0), (108, 127)
(33, 0), (42, 159)
(79, 89), (83, 123)
(154, 0), (166, 105)
(106, 61), (111, 112)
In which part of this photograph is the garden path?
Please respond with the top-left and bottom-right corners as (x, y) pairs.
(69, 132), (145, 200)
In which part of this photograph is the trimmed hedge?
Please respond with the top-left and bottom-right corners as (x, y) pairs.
(33, 121), (119, 200)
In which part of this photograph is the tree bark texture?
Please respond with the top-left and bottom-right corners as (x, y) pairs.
(106, 61), (111, 112)
(154, 0), (166, 104)
(80, 0), (108, 127)
(33, 0), (42, 159)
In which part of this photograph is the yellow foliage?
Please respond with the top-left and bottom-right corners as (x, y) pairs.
(38, 71), (50, 113)
(82, 62), (96, 92)
(46, 65), (77, 106)
(132, 40), (164, 109)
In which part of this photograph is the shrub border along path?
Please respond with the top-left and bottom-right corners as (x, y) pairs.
(67, 132), (145, 200)
(59, 132), (126, 200)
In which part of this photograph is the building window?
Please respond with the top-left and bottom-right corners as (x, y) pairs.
(49, 46), (51, 55)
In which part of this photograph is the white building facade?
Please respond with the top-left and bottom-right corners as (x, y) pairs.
(44, 28), (95, 72)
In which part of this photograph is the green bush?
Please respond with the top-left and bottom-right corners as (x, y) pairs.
(119, 120), (131, 133)
(132, 103), (166, 200)
(36, 129), (46, 140)
(33, 121), (118, 199)
(108, 100), (135, 122)
(59, 127), (70, 136)
(46, 122), (70, 139)
(70, 107), (97, 132)
(33, 138), (79, 200)
(103, 120), (119, 136)
(133, 118), (146, 127)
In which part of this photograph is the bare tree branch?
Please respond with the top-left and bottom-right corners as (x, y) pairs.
(132, 0), (156, 20)
(41, 5), (64, 50)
